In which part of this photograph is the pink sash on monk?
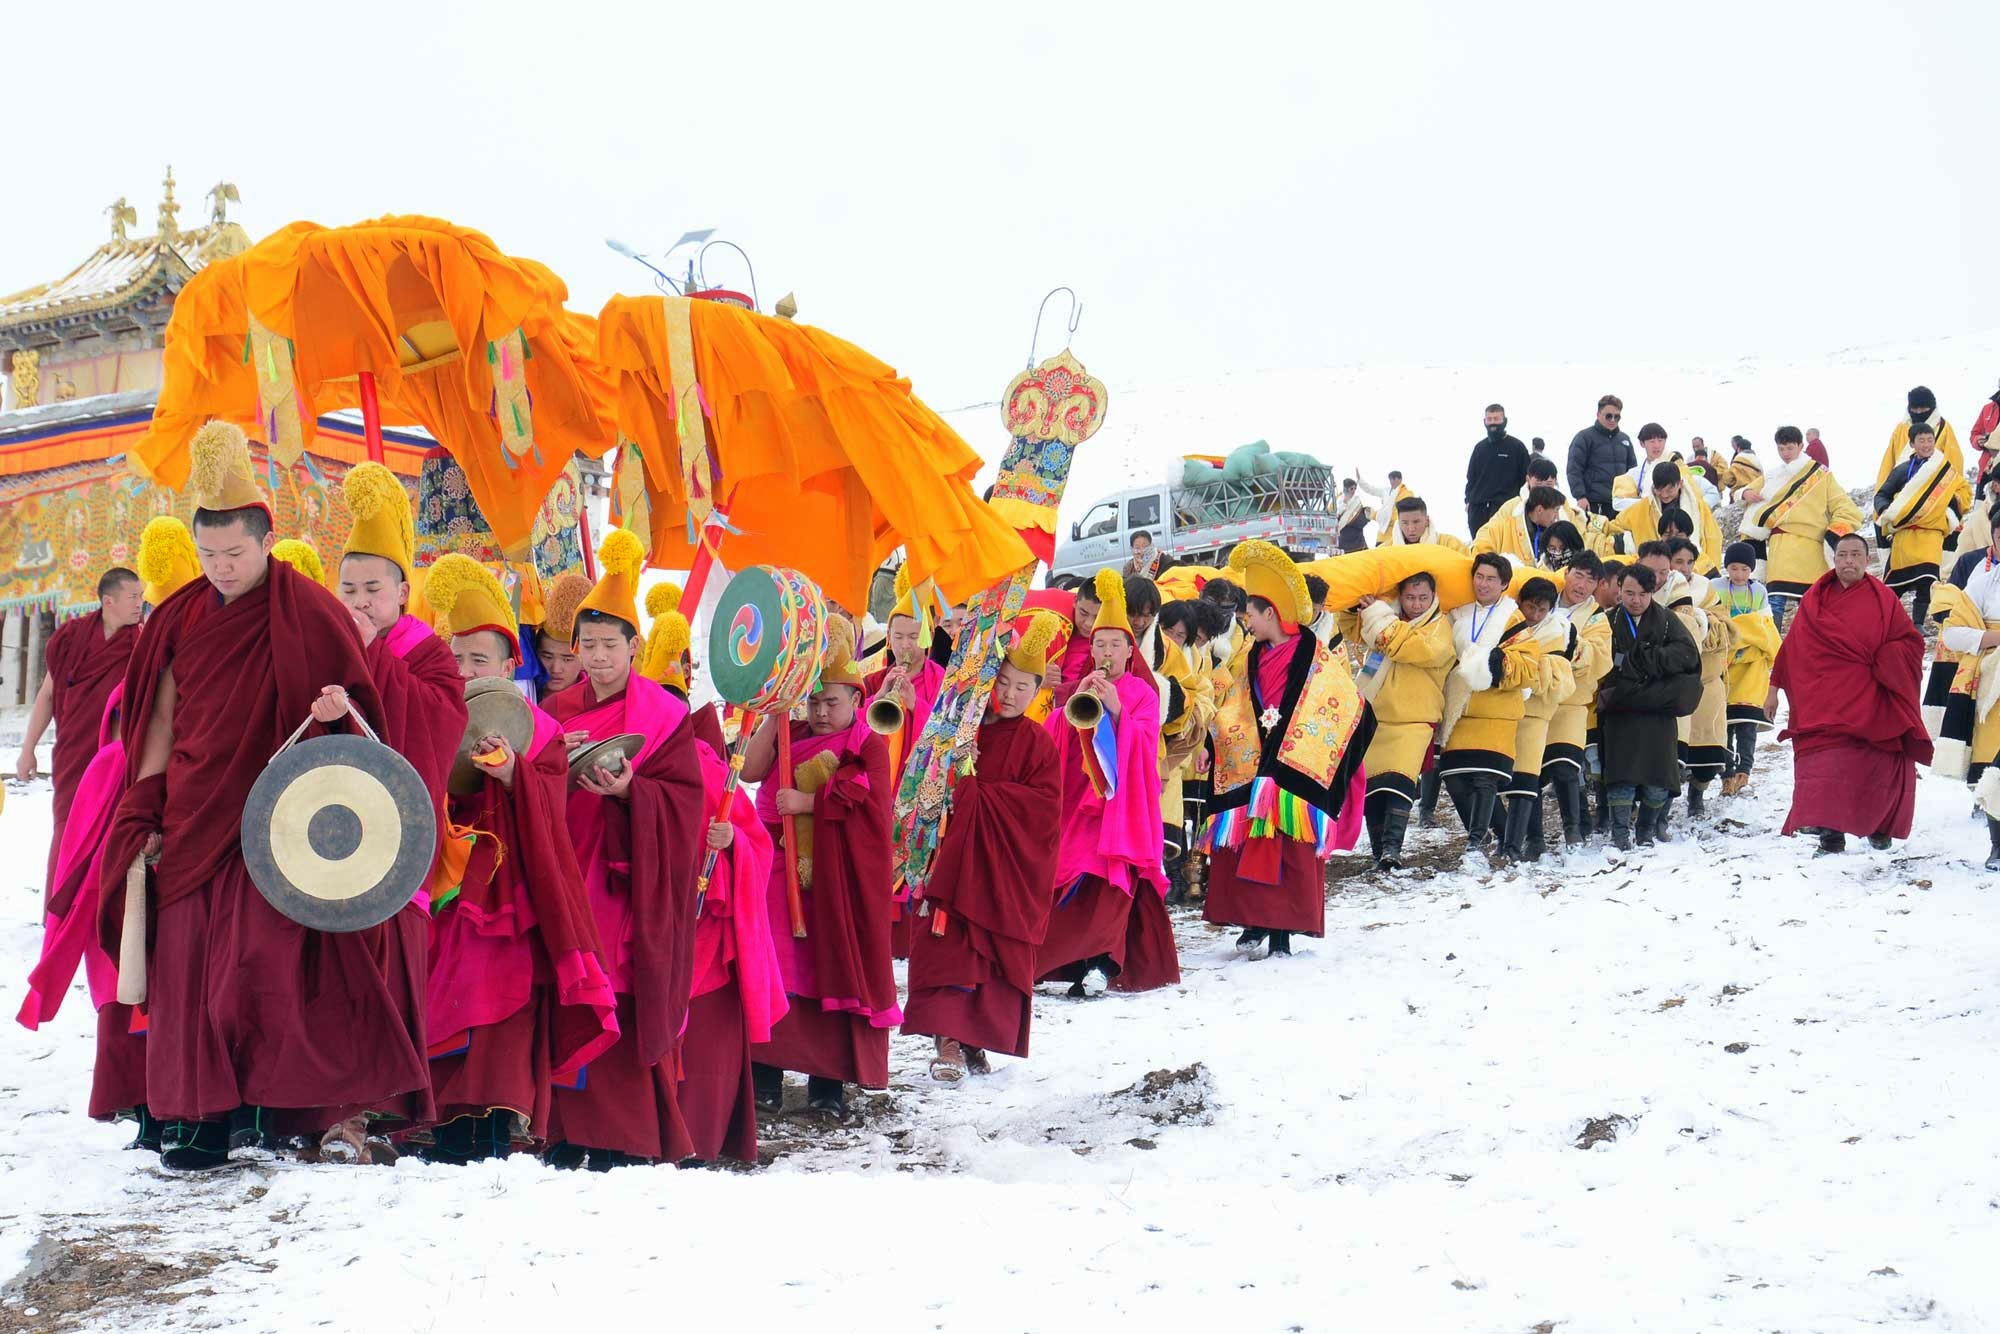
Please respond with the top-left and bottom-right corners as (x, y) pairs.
(1045, 671), (1167, 897)
(424, 706), (562, 1039)
(384, 613), (433, 659)
(690, 740), (788, 1042)
(562, 674), (688, 993)
(756, 717), (875, 1006)
(18, 685), (126, 1029)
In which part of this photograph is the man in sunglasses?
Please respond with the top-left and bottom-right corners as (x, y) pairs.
(1567, 394), (1638, 517)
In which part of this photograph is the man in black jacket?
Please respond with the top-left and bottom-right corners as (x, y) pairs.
(1567, 395), (1637, 515)
(1465, 403), (1529, 536)
(1597, 561), (1701, 852)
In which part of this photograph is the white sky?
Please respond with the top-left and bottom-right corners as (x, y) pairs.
(6, 1), (1997, 412)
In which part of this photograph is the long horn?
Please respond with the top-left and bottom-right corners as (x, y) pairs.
(1064, 688), (1103, 731)
(866, 690), (907, 736)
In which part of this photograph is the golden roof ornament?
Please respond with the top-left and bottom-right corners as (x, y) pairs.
(207, 182), (240, 226)
(774, 292), (799, 321)
(157, 165), (180, 247)
(106, 198), (137, 244)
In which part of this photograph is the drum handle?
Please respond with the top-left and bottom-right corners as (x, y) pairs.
(270, 699), (382, 762)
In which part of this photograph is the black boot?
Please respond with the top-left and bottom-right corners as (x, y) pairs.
(1556, 776), (1583, 848)
(1268, 931), (1292, 957)
(1418, 770), (1440, 828)
(1816, 829), (1846, 855)
(1365, 797), (1385, 863)
(1499, 796), (1533, 865)
(1523, 795), (1546, 862)
(423, 1115), (479, 1166)
(1377, 805), (1411, 872)
(545, 1142), (588, 1171)
(1686, 782), (1706, 817)
(125, 1105), (163, 1154)
(1985, 817), (2000, 871)
(227, 1104), (278, 1155)
(1653, 798), (1675, 843)
(1469, 783), (1499, 854)
(1593, 781), (1611, 836)
(752, 1062), (785, 1111)
(159, 1118), (230, 1172)
(1634, 804), (1658, 848)
(1609, 799), (1633, 852)
(806, 1077), (847, 1115)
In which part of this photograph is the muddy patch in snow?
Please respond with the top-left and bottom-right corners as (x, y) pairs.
(3, 1223), (234, 1332)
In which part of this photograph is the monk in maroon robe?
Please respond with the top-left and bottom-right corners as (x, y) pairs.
(419, 558), (619, 1163)
(323, 474), (469, 1161)
(745, 619), (899, 1117)
(98, 510), (434, 1171)
(1768, 534), (1932, 852)
(903, 646), (1062, 1078)
(541, 605), (705, 1168)
(17, 568), (143, 886)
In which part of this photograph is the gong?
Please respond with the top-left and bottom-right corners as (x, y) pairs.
(241, 732), (438, 932)
(449, 676), (536, 795)
(568, 732), (645, 788)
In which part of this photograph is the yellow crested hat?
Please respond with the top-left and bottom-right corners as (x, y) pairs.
(269, 538), (324, 584)
(185, 420), (269, 516)
(1229, 539), (1311, 630)
(576, 527), (646, 637)
(1087, 566), (1132, 642)
(426, 553), (520, 658)
(1005, 608), (1065, 677)
(889, 563), (935, 641)
(539, 571), (592, 643)
(138, 515), (200, 605)
(817, 614), (867, 691)
(640, 581), (691, 689)
(340, 462), (415, 580)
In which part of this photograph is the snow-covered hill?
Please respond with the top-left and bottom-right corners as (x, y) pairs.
(945, 331), (2000, 543)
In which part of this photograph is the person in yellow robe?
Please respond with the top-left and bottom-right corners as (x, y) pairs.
(1873, 418), (1972, 624)
(1358, 471), (1414, 546)
(1873, 385), (1964, 500)
(1473, 485), (1570, 571)
(1380, 495), (1470, 553)
(1436, 553), (1545, 867)
(1738, 425), (1865, 627)
(1495, 577), (1575, 862)
(1603, 462), (1723, 576)
(1544, 551), (1612, 849)
(1336, 570), (1453, 870)
(1665, 539), (1736, 817)
(1473, 456), (1605, 561)
(1712, 542), (1781, 797)
(1149, 601), (1217, 902)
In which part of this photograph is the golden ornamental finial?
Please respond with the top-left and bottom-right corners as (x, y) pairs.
(207, 181), (240, 225)
(105, 197), (137, 244)
(157, 165), (180, 245)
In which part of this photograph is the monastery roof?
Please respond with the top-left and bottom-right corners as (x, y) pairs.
(0, 221), (249, 330)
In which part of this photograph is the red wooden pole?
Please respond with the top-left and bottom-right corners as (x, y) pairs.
(576, 480), (598, 582)
(357, 371), (385, 465)
(777, 721), (806, 939)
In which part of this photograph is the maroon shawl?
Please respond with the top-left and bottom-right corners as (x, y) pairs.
(1771, 571), (1932, 762)
(916, 712), (1063, 994)
(97, 562), (384, 949)
(367, 619), (468, 860)
(42, 611), (137, 836)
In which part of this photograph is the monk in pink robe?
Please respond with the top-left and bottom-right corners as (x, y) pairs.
(1037, 573), (1179, 996)
(541, 611), (705, 1168)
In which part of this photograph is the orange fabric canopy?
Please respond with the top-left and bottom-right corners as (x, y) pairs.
(134, 217), (617, 557)
(596, 294), (1031, 612)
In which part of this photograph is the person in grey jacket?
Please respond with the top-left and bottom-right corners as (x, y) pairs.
(1567, 395), (1637, 514)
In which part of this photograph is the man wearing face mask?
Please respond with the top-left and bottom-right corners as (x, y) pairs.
(1464, 403), (1530, 536)
(1566, 395), (1637, 517)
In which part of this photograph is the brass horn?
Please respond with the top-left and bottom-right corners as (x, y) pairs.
(866, 689), (907, 736)
(1064, 688), (1104, 730)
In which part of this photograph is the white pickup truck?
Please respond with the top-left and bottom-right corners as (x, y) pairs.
(1050, 464), (1342, 582)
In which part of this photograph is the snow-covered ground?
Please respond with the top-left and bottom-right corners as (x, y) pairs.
(4, 719), (1998, 1332)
